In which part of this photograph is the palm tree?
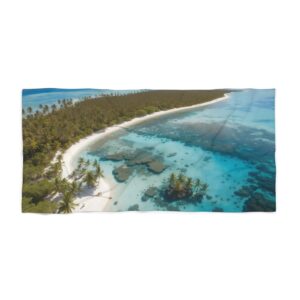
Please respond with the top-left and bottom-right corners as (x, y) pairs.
(92, 160), (104, 179)
(52, 162), (61, 176)
(95, 164), (104, 179)
(174, 180), (182, 194)
(62, 99), (67, 108)
(93, 159), (98, 168)
(69, 181), (81, 195)
(84, 171), (97, 188)
(58, 191), (77, 213)
(54, 177), (62, 193)
(186, 177), (193, 194)
(194, 179), (201, 194)
(169, 173), (176, 189)
(178, 173), (186, 183)
(201, 183), (208, 193)
(57, 153), (63, 164)
(27, 106), (32, 114)
(43, 105), (49, 114)
(77, 157), (85, 169)
(58, 178), (69, 192)
(85, 159), (90, 167)
(74, 157), (85, 178)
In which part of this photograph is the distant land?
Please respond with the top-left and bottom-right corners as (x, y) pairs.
(22, 88), (108, 96)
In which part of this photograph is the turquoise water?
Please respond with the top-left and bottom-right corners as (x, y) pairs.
(80, 89), (276, 212)
(22, 88), (144, 110)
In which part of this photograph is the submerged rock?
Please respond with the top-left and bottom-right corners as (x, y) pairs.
(248, 171), (257, 177)
(105, 150), (138, 161)
(257, 175), (276, 194)
(212, 207), (224, 212)
(167, 152), (177, 157)
(127, 152), (153, 166)
(123, 151), (140, 160)
(243, 192), (275, 212)
(247, 177), (256, 184)
(105, 152), (126, 161)
(166, 205), (180, 211)
(128, 204), (139, 211)
(145, 187), (158, 198)
(142, 186), (158, 202)
(256, 164), (272, 174)
(234, 186), (254, 198)
(113, 165), (133, 182)
(247, 171), (275, 194)
(147, 160), (166, 173)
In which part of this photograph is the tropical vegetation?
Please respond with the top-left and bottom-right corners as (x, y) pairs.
(22, 90), (227, 212)
(164, 172), (208, 201)
(23, 155), (103, 213)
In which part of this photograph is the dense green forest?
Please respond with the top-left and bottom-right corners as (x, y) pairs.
(22, 90), (227, 213)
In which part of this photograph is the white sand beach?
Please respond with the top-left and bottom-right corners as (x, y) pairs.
(61, 94), (229, 212)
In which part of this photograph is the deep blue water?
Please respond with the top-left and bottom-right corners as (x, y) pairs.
(76, 89), (276, 212)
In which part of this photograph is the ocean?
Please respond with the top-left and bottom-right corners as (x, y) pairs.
(77, 89), (276, 212)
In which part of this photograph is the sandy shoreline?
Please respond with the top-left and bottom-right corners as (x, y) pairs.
(61, 93), (229, 212)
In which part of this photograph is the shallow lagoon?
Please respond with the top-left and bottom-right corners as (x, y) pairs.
(80, 89), (275, 212)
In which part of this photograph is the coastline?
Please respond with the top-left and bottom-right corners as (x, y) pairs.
(61, 93), (229, 212)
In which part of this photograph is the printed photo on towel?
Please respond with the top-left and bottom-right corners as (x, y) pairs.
(22, 88), (276, 213)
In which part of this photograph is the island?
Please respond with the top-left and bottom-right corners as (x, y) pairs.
(22, 89), (230, 213)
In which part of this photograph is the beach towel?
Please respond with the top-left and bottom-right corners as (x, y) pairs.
(22, 88), (275, 213)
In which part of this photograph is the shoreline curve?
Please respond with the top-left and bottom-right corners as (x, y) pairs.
(61, 93), (230, 212)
